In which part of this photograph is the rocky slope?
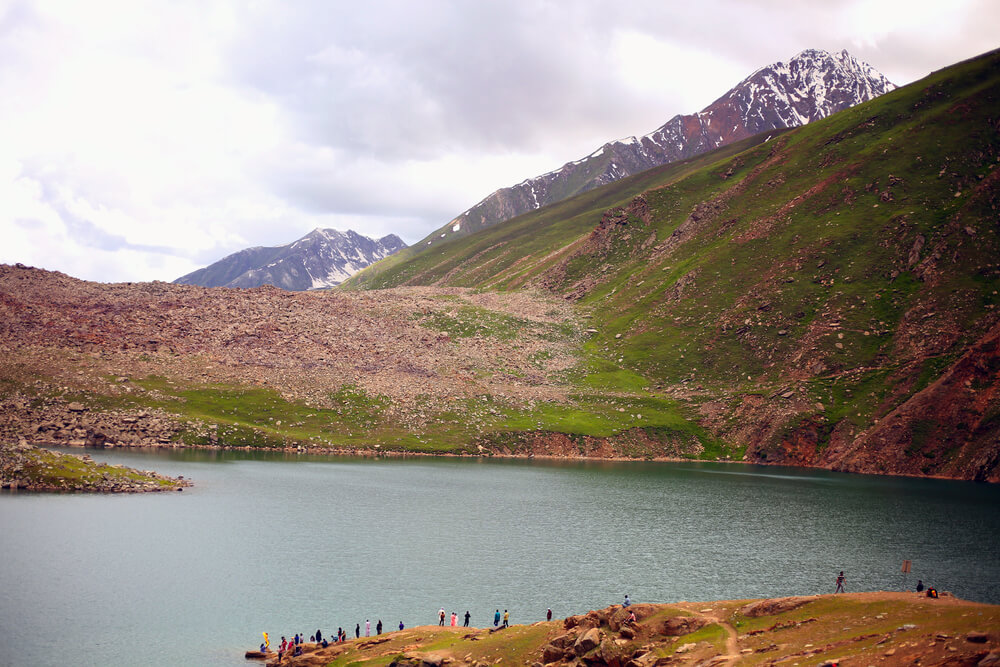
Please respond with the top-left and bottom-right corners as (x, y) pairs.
(424, 49), (894, 246)
(175, 228), (406, 290)
(262, 594), (999, 667)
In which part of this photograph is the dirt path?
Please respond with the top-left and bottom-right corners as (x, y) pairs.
(698, 609), (741, 666)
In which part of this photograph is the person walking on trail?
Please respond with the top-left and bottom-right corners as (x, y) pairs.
(502, 610), (509, 628)
(547, 608), (552, 622)
(835, 571), (846, 593)
(494, 609), (500, 626)
(439, 608), (446, 626)
(463, 611), (470, 627)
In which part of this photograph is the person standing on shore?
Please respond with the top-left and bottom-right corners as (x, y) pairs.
(463, 611), (470, 627)
(376, 619), (382, 635)
(450, 612), (457, 627)
(547, 608), (552, 621)
(365, 619), (370, 637)
(355, 623), (360, 639)
(493, 609), (500, 626)
(399, 620), (404, 631)
(836, 571), (846, 593)
(439, 608), (446, 626)
(502, 610), (509, 628)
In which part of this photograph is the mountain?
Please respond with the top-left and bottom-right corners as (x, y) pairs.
(2, 50), (997, 482)
(343, 48), (1000, 481)
(174, 229), (406, 290)
(419, 49), (896, 247)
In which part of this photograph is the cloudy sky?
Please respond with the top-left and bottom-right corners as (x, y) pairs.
(2, 0), (997, 283)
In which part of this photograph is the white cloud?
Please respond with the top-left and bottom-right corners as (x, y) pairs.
(1, 0), (997, 283)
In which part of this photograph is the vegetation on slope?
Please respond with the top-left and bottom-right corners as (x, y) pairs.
(345, 49), (1000, 480)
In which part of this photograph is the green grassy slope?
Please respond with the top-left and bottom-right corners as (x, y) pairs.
(347, 49), (1000, 480)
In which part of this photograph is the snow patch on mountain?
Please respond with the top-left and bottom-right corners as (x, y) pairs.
(174, 229), (407, 291)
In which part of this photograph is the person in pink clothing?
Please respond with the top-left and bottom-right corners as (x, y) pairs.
(450, 612), (457, 626)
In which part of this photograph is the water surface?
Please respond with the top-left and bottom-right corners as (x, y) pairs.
(1, 449), (997, 666)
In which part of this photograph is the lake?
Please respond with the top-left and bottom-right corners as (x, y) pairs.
(1, 449), (998, 666)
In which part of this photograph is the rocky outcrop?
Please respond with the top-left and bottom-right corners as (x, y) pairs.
(0, 441), (189, 492)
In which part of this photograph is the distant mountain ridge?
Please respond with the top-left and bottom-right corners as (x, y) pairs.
(429, 48), (895, 244)
(174, 229), (406, 290)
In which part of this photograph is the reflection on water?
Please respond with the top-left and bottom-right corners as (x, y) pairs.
(2, 449), (998, 667)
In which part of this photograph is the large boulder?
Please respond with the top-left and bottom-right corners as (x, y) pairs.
(740, 596), (813, 618)
(542, 643), (565, 663)
(574, 627), (602, 656)
(609, 604), (655, 631)
(657, 615), (709, 637)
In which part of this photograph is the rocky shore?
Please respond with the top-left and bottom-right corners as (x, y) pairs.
(0, 441), (190, 492)
(257, 593), (999, 667)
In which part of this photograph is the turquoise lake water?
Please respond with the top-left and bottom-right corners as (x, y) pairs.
(1, 449), (998, 666)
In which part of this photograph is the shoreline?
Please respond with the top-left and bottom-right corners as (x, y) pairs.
(255, 592), (1000, 666)
(39, 439), (985, 485)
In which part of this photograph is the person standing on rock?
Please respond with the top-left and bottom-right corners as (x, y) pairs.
(494, 609), (500, 626)
(502, 610), (509, 628)
(464, 611), (470, 627)
(836, 571), (846, 593)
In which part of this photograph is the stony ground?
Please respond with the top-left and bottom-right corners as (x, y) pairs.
(255, 593), (999, 667)
(0, 264), (594, 450)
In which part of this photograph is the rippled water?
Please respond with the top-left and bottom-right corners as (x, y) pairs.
(1, 449), (997, 666)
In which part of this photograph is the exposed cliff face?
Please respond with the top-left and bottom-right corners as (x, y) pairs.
(432, 49), (894, 244)
(175, 229), (406, 291)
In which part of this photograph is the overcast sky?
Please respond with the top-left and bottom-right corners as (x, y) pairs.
(2, 0), (997, 283)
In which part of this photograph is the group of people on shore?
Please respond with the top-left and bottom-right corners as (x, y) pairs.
(267, 604), (546, 657)
(438, 607), (512, 628)
(270, 621), (401, 660)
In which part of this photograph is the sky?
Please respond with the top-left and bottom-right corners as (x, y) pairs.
(2, 0), (997, 284)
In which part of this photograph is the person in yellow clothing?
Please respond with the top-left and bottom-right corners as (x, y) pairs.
(502, 610), (509, 628)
